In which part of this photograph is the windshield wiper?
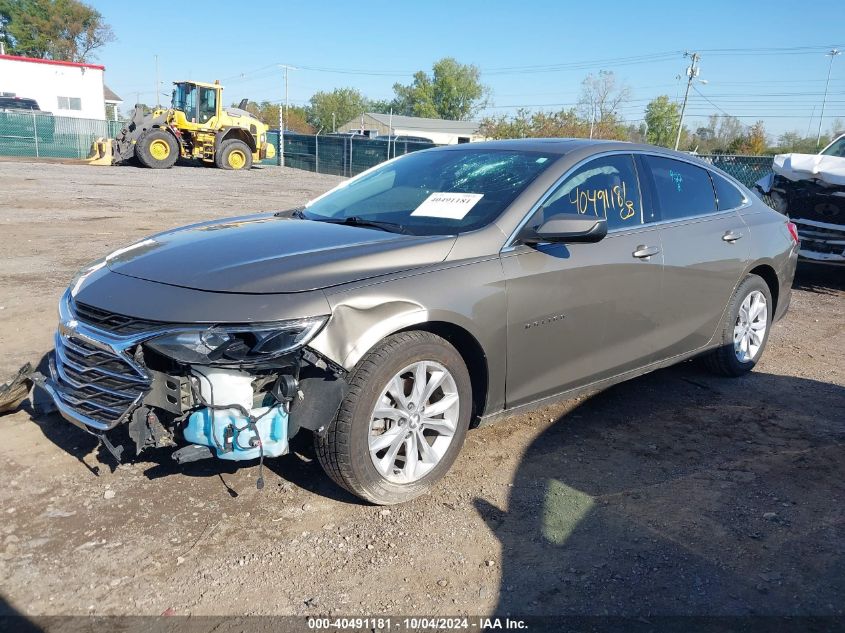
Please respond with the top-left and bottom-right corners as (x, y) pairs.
(273, 206), (307, 219)
(316, 216), (411, 234)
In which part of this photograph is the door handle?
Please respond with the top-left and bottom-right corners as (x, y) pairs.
(632, 245), (660, 259)
(722, 230), (744, 243)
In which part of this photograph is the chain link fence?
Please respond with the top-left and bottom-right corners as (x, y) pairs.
(0, 111), (123, 159)
(697, 154), (777, 208)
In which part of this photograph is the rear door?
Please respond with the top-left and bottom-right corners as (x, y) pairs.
(638, 154), (751, 360)
(502, 153), (663, 407)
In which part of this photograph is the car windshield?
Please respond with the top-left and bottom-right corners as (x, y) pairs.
(302, 149), (556, 235)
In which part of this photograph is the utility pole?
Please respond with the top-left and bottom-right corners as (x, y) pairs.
(155, 55), (161, 108)
(675, 52), (700, 151)
(279, 65), (297, 167)
(817, 48), (840, 147)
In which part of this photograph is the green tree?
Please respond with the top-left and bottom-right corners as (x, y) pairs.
(0, 0), (114, 61)
(367, 99), (394, 115)
(644, 95), (680, 147)
(308, 87), (368, 133)
(392, 57), (488, 120)
(480, 107), (593, 140)
(237, 101), (314, 134)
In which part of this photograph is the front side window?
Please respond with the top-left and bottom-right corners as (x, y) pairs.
(535, 154), (643, 231)
(641, 155), (716, 221)
(303, 149), (555, 235)
(199, 87), (217, 123)
(821, 136), (845, 158)
(711, 172), (747, 211)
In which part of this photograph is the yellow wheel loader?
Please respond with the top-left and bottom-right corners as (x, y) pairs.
(90, 80), (275, 169)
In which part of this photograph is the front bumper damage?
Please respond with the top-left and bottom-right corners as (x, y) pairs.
(756, 172), (845, 265)
(33, 291), (348, 471)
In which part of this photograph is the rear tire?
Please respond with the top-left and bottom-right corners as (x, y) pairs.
(703, 274), (773, 377)
(315, 331), (472, 505)
(216, 139), (253, 170)
(136, 129), (179, 169)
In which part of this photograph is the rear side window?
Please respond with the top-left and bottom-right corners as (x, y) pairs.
(641, 155), (716, 221)
(537, 154), (643, 231)
(711, 172), (746, 210)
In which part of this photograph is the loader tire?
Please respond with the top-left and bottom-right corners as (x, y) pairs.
(136, 129), (179, 169)
(216, 139), (253, 170)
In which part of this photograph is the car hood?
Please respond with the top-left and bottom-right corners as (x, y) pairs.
(105, 214), (456, 294)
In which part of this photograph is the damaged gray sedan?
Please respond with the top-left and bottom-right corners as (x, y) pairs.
(35, 139), (799, 504)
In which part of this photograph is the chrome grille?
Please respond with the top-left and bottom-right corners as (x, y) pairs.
(52, 333), (150, 428)
(72, 301), (165, 336)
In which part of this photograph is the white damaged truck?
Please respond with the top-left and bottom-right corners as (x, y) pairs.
(757, 134), (845, 265)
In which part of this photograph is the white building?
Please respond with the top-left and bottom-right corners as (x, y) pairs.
(340, 112), (485, 145)
(0, 54), (112, 120)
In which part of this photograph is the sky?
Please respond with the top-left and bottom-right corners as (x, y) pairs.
(86, 0), (845, 138)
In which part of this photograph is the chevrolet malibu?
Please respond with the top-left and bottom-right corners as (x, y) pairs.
(35, 139), (799, 504)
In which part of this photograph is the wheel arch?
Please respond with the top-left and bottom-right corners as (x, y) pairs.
(309, 301), (492, 423)
(215, 127), (257, 153)
(395, 321), (489, 424)
(747, 263), (780, 314)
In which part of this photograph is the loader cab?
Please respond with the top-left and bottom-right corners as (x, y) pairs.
(171, 81), (221, 126)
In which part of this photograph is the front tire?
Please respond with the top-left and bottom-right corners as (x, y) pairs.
(216, 139), (253, 170)
(315, 331), (472, 505)
(136, 129), (179, 169)
(703, 274), (773, 377)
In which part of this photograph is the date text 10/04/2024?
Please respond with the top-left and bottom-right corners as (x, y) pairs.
(306, 617), (528, 630)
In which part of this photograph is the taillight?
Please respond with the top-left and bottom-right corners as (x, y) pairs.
(786, 221), (799, 244)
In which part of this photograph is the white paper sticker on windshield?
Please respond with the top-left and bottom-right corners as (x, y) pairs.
(411, 192), (484, 220)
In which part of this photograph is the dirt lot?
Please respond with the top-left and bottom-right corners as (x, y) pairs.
(0, 160), (843, 620)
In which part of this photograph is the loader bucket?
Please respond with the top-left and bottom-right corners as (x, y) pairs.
(88, 137), (114, 166)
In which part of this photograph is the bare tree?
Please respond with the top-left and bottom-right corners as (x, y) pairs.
(577, 71), (631, 139)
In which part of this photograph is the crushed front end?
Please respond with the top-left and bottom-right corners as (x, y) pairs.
(33, 290), (346, 482)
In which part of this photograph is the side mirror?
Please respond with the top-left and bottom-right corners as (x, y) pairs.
(520, 215), (608, 245)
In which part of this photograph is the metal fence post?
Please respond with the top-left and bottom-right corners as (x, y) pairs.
(315, 133), (319, 174)
(31, 110), (39, 158)
(348, 135), (352, 177)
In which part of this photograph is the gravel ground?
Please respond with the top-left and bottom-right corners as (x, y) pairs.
(0, 159), (842, 619)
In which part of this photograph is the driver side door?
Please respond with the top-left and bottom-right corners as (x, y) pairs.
(501, 153), (664, 407)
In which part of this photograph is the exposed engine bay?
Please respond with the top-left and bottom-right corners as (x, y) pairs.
(756, 134), (845, 265)
(31, 292), (348, 489)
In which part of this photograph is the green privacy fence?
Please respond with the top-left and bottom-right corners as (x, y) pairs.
(264, 131), (437, 175)
(0, 111), (123, 159)
(0, 114), (779, 201)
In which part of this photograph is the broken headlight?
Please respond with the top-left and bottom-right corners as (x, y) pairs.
(145, 317), (327, 366)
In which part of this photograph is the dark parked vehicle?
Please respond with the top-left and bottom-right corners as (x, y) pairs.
(0, 95), (55, 142)
(35, 139), (799, 504)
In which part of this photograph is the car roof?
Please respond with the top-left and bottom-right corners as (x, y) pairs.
(435, 137), (715, 164)
(437, 138), (629, 154)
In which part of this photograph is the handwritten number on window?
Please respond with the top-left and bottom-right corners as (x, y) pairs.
(669, 170), (683, 192)
(567, 181), (637, 221)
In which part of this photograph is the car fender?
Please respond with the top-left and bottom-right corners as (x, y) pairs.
(308, 258), (508, 414)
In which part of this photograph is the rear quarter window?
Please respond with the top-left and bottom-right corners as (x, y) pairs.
(641, 155), (717, 221)
(711, 172), (747, 211)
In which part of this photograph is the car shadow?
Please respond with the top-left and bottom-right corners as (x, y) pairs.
(792, 262), (844, 295)
(475, 363), (845, 619)
(0, 594), (45, 632)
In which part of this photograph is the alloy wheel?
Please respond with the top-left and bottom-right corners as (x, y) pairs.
(733, 290), (768, 363)
(368, 360), (460, 484)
